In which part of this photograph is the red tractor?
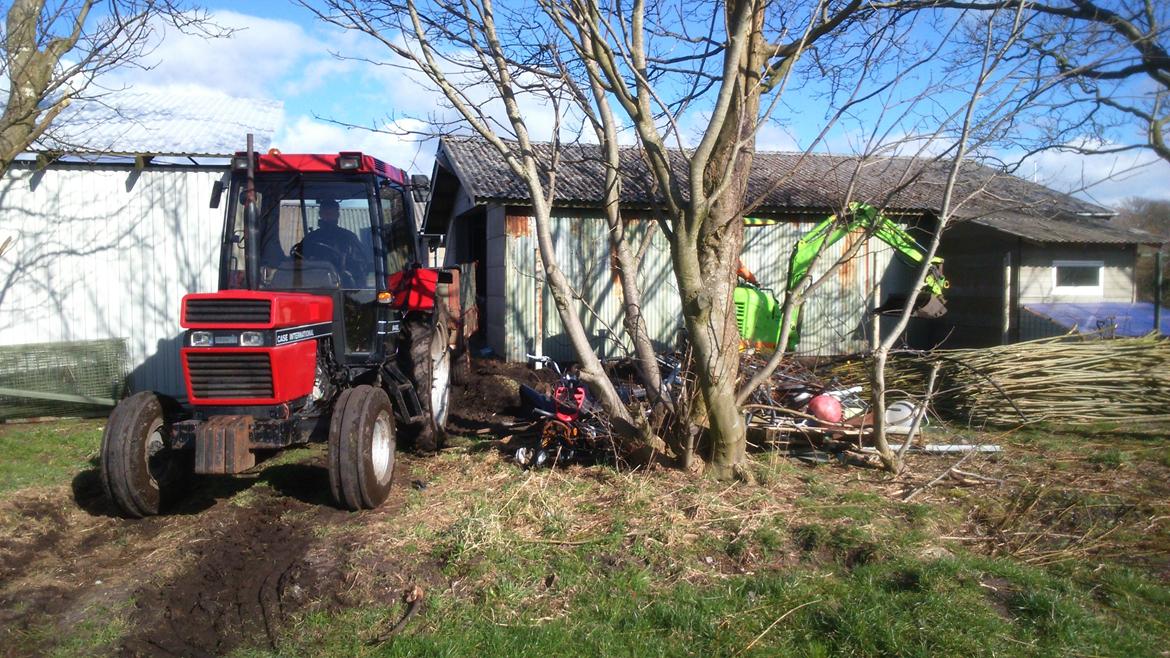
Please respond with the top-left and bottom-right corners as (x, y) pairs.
(100, 144), (472, 516)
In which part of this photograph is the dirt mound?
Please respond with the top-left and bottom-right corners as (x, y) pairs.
(448, 356), (555, 435)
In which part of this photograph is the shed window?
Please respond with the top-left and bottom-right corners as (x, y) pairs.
(1053, 260), (1103, 295)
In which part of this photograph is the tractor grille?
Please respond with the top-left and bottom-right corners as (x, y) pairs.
(186, 299), (271, 325)
(186, 352), (274, 399)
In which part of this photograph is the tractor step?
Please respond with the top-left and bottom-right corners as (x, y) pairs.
(382, 363), (425, 423)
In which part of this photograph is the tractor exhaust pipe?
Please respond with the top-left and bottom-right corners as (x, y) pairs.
(244, 133), (261, 289)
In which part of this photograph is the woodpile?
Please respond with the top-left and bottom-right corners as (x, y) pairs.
(827, 334), (1170, 427)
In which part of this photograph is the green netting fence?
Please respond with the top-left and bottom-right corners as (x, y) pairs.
(0, 338), (128, 420)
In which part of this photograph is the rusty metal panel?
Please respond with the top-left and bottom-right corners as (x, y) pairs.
(505, 213), (531, 237)
(534, 214), (675, 362)
(504, 216), (538, 361)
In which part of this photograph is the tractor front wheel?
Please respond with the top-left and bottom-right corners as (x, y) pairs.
(100, 392), (190, 517)
(328, 385), (396, 510)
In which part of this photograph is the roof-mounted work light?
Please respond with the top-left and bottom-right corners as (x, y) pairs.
(336, 152), (363, 171)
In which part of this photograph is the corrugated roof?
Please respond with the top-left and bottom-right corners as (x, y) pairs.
(33, 88), (283, 157)
(971, 213), (1159, 244)
(438, 136), (1157, 244)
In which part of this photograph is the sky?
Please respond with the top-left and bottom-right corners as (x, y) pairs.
(99, 1), (1170, 208)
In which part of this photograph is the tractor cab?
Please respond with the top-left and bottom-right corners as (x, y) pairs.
(217, 151), (423, 364)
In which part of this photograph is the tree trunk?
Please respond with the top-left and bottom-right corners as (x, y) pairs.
(680, 0), (765, 480)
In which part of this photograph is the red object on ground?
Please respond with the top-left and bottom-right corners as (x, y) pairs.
(808, 394), (843, 425)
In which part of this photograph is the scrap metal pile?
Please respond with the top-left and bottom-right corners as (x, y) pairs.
(504, 351), (907, 468)
(735, 354), (931, 464)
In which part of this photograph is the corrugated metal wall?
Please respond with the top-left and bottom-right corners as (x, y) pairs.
(500, 212), (900, 362)
(0, 162), (227, 399)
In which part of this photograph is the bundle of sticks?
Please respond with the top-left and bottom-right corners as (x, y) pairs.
(827, 334), (1170, 427)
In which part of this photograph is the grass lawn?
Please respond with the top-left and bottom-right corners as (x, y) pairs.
(1, 418), (1168, 656)
(0, 419), (103, 494)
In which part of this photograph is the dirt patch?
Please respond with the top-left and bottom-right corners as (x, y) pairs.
(118, 498), (337, 657)
(0, 448), (444, 657)
(448, 356), (555, 436)
(115, 453), (425, 657)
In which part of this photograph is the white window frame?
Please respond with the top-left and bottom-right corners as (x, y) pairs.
(1052, 259), (1104, 296)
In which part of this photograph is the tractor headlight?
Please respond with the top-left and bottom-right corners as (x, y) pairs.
(240, 331), (264, 347)
(231, 155), (250, 170)
(190, 331), (213, 347)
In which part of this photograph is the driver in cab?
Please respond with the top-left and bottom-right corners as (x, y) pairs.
(299, 199), (369, 286)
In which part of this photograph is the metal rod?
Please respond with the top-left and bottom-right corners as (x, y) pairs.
(244, 133), (260, 289)
(0, 386), (116, 407)
(1155, 249), (1163, 335)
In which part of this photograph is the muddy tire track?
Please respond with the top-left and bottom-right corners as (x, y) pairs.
(117, 499), (341, 657)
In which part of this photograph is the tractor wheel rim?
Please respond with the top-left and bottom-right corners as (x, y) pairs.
(145, 423), (169, 487)
(431, 337), (451, 428)
(371, 410), (393, 483)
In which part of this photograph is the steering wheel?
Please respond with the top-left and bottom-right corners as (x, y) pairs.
(292, 239), (359, 288)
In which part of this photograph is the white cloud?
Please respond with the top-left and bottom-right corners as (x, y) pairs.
(1022, 148), (1170, 208)
(110, 11), (323, 98)
(755, 122), (801, 152)
(274, 115), (437, 173)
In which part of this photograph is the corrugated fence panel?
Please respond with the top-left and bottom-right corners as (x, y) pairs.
(502, 213), (902, 361)
(533, 216), (680, 362)
(742, 222), (897, 356)
(0, 163), (226, 400)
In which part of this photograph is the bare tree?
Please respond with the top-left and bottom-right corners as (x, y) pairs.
(555, 0), (888, 480)
(305, 0), (672, 460)
(866, 2), (1055, 472)
(1115, 197), (1170, 303)
(935, 0), (1170, 167)
(0, 0), (224, 176)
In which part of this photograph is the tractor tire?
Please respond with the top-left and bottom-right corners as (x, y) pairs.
(403, 302), (452, 453)
(328, 385), (396, 510)
(100, 392), (190, 518)
(451, 325), (473, 386)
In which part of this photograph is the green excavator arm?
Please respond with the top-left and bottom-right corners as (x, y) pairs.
(788, 203), (947, 297)
(736, 202), (948, 352)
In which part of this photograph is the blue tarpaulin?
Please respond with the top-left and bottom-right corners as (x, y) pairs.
(1024, 302), (1169, 337)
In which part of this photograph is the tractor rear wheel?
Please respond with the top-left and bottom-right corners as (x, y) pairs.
(403, 302), (452, 453)
(100, 392), (190, 517)
(451, 324), (472, 385)
(328, 385), (396, 510)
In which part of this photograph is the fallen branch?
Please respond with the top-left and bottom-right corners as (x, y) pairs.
(950, 468), (1004, 484)
(369, 585), (425, 644)
(735, 599), (823, 656)
(903, 451), (974, 502)
(896, 362), (940, 461)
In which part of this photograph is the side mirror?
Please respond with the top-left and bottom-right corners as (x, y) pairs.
(410, 174), (431, 203)
(209, 179), (224, 209)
